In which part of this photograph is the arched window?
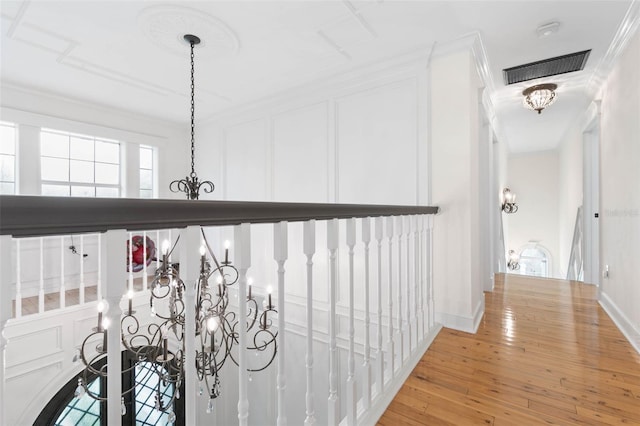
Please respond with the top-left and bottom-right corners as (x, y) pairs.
(518, 243), (552, 278)
(35, 352), (184, 425)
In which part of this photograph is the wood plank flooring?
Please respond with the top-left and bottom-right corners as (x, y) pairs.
(11, 276), (152, 317)
(378, 273), (640, 425)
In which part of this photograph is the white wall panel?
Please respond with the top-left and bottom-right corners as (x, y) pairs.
(224, 119), (268, 201)
(273, 103), (329, 203)
(336, 79), (418, 205)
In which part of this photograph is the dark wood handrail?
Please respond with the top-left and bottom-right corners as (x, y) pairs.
(0, 195), (439, 237)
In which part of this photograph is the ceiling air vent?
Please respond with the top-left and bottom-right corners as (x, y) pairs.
(502, 50), (591, 85)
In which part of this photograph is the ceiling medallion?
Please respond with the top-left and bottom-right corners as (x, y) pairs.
(138, 5), (240, 58)
(522, 83), (557, 114)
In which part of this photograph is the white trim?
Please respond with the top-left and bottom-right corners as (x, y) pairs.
(357, 324), (442, 426)
(587, 0), (640, 98)
(599, 292), (640, 355)
(436, 299), (485, 334)
(1, 106), (168, 147)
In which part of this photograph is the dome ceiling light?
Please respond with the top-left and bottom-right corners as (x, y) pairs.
(522, 83), (558, 114)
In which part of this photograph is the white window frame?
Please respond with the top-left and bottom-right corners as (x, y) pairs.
(0, 121), (17, 194)
(139, 144), (155, 198)
(40, 128), (121, 197)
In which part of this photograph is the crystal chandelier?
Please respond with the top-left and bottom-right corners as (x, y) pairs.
(522, 83), (557, 114)
(170, 34), (214, 200)
(76, 230), (278, 417)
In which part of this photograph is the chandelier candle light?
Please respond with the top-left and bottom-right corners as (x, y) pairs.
(170, 34), (215, 200)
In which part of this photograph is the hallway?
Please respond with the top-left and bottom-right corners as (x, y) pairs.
(378, 274), (640, 425)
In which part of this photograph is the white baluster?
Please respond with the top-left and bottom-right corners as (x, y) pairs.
(346, 218), (357, 425)
(39, 238), (44, 313)
(79, 235), (85, 305)
(0, 235), (13, 425)
(155, 230), (160, 273)
(142, 231), (148, 291)
(235, 223), (251, 426)
(180, 226), (200, 426)
(15, 239), (21, 318)
(97, 233), (102, 302)
(428, 215), (435, 328)
(103, 229), (125, 423)
(327, 218), (340, 425)
(128, 232), (133, 293)
(303, 220), (316, 426)
(386, 217), (395, 376)
(396, 216), (404, 364)
(60, 236), (65, 309)
(420, 215), (428, 337)
(415, 216), (423, 340)
(362, 217), (372, 410)
(405, 216), (412, 353)
(274, 221), (288, 426)
(375, 217), (384, 395)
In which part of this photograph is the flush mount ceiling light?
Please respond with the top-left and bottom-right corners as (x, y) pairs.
(522, 83), (557, 114)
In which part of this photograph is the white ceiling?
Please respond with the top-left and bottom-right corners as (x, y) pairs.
(0, 1), (633, 153)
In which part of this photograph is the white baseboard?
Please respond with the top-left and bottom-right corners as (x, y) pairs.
(599, 292), (640, 355)
(356, 324), (442, 426)
(435, 299), (485, 334)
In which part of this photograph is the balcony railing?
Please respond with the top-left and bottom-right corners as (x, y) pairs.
(0, 195), (439, 426)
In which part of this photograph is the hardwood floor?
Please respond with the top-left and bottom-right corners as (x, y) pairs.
(378, 273), (640, 425)
(11, 276), (152, 317)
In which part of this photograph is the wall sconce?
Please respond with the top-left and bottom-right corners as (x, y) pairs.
(507, 250), (520, 271)
(502, 188), (518, 213)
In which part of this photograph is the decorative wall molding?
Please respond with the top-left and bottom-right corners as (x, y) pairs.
(587, 0), (640, 98)
(599, 292), (640, 355)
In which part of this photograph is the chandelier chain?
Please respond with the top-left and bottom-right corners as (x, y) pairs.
(190, 40), (196, 178)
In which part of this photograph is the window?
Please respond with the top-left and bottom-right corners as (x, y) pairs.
(41, 129), (120, 197)
(139, 145), (154, 198)
(0, 122), (16, 194)
(518, 244), (552, 278)
(36, 352), (183, 426)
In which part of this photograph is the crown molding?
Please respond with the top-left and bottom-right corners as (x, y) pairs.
(0, 81), (184, 129)
(587, 0), (640, 98)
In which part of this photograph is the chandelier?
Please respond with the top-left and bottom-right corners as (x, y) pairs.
(76, 231), (278, 417)
(522, 83), (557, 114)
(170, 34), (215, 200)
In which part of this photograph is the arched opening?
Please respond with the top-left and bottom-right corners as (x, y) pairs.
(517, 243), (553, 278)
(35, 351), (184, 425)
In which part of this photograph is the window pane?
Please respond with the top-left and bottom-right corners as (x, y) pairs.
(41, 132), (69, 158)
(95, 163), (118, 185)
(96, 187), (119, 197)
(70, 137), (94, 161)
(71, 186), (95, 197)
(70, 160), (94, 183)
(0, 125), (16, 155)
(95, 141), (119, 164)
(42, 184), (70, 196)
(140, 169), (152, 190)
(0, 182), (14, 194)
(140, 147), (153, 169)
(41, 157), (69, 181)
(140, 189), (153, 199)
(135, 362), (173, 425)
(54, 377), (101, 426)
(0, 154), (15, 181)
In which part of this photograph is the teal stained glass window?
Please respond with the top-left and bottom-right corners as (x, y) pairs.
(54, 378), (101, 426)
